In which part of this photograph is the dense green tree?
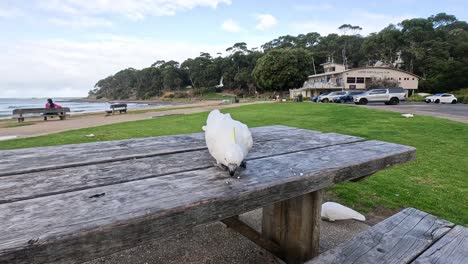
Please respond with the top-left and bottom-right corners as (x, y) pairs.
(362, 24), (403, 65)
(338, 24), (362, 35)
(252, 48), (313, 91)
(93, 68), (138, 99)
(91, 12), (468, 99)
(181, 52), (220, 88)
(136, 67), (163, 99)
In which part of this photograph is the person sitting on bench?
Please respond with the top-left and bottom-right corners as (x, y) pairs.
(44, 98), (62, 120)
(46, 98), (62, 109)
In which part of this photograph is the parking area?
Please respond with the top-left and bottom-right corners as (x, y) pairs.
(361, 102), (468, 123)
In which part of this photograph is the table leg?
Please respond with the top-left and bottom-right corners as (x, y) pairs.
(262, 190), (322, 264)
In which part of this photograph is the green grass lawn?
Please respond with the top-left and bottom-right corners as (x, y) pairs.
(1, 103), (467, 225)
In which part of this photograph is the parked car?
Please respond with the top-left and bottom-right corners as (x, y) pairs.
(354, 87), (406, 105)
(424, 93), (457, 104)
(318, 91), (347, 103)
(333, 91), (365, 103)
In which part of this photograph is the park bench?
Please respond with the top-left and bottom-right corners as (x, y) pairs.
(105, 103), (127, 115)
(0, 126), (415, 264)
(307, 207), (467, 264)
(12, 108), (70, 123)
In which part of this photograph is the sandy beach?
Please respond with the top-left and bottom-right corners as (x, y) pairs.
(0, 100), (270, 139)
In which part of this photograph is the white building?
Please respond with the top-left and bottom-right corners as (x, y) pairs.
(290, 61), (420, 98)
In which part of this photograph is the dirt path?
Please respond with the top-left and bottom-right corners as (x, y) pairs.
(0, 101), (270, 139)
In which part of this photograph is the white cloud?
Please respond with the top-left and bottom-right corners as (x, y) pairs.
(0, 6), (23, 18)
(221, 19), (243, 32)
(255, 14), (277, 30)
(291, 9), (413, 36)
(292, 3), (333, 11)
(0, 36), (228, 98)
(48, 16), (113, 28)
(38, 0), (232, 20)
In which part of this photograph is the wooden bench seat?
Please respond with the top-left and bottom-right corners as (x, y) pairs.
(413, 225), (468, 264)
(307, 208), (465, 264)
(12, 108), (71, 122)
(106, 103), (127, 115)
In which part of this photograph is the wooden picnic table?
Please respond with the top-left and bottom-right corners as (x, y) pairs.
(0, 126), (415, 264)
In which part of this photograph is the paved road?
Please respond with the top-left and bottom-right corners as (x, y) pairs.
(361, 102), (468, 123)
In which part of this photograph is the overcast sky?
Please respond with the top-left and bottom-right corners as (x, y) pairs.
(1, 0), (467, 98)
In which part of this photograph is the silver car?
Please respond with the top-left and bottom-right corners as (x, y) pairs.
(354, 88), (406, 105)
(318, 91), (347, 103)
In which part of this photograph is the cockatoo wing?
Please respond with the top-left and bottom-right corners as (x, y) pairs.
(321, 202), (366, 222)
(204, 110), (235, 165)
(234, 122), (253, 156)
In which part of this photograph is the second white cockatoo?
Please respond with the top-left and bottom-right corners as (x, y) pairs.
(202, 110), (253, 177)
(321, 202), (366, 222)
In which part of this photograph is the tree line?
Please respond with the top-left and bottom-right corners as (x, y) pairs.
(89, 13), (468, 99)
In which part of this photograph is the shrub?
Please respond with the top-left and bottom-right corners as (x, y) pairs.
(407, 95), (425, 102)
(161, 92), (175, 99)
(173, 91), (189, 98)
(202, 87), (216, 94)
(231, 88), (245, 97)
(456, 95), (466, 104)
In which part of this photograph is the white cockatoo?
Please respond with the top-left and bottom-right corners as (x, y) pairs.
(401, 113), (414, 118)
(321, 202), (366, 222)
(202, 110), (253, 177)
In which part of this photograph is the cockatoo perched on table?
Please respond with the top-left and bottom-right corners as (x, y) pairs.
(202, 110), (253, 177)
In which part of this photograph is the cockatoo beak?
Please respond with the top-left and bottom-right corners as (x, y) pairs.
(228, 164), (238, 177)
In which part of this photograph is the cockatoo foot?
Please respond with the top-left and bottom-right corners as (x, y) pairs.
(240, 161), (247, 168)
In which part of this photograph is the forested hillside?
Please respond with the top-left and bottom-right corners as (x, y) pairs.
(89, 13), (468, 100)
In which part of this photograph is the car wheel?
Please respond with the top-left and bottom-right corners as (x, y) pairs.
(435, 99), (440, 104)
(451, 100), (457, 104)
(323, 98), (329, 103)
(390, 97), (399, 105)
(425, 100), (430, 103)
(359, 98), (368, 105)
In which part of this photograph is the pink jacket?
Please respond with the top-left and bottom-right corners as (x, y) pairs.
(46, 103), (62, 109)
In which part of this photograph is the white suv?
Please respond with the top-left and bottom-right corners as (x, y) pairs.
(424, 93), (457, 104)
(354, 88), (406, 105)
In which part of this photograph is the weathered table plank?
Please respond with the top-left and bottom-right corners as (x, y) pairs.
(412, 225), (468, 264)
(0, 126), (300, 176)
(0, 137), (415, 264)
(0, 132), (362, 203)
(306, 208), (454, 264)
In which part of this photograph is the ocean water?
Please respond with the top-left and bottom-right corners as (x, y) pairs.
(0, 98), (159, 119)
